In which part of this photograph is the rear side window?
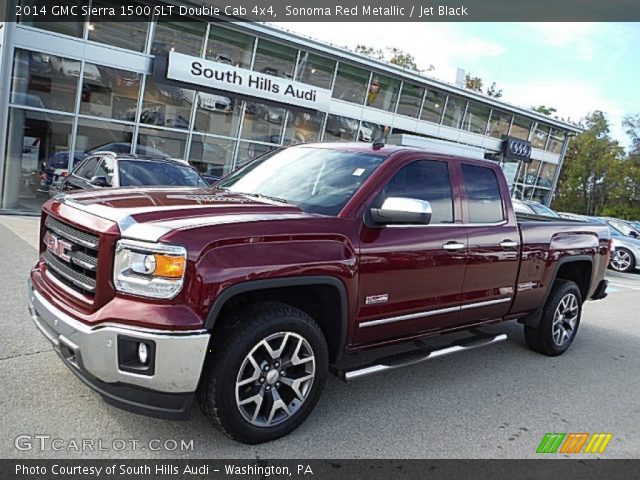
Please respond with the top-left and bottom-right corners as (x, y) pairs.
(384, 160), (454, 224)
(461, 164), (504, 223)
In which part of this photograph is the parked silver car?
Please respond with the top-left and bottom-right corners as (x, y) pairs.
(558, 213), (639, 273)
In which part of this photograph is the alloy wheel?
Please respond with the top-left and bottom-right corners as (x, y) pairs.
(611, 250), (632, 272)
(552, 293), (579, 346)
(235, 332), (315, 427)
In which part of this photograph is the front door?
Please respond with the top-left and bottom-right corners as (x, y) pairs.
(354, 158), (467, 346)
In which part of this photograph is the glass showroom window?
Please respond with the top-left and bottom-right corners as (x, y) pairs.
(80, 63), (141, 121)
(285, 110), (325, 143)
(537, 162), (557, 189)
(3, 109), (73, 211)
(547, 128), (566, 154)
(87, 1), (149, 52)
(462, 102), (490, 134)
(140, 76), (194, 130)
(324, 114), (359, 142)
(18, 0), (86, 37)
(420, 88), (446, 124)
(75, 118), (135, 155)
(366, 75), (400, 112)
(189, 135), (237, 178)
(137, 127), (188, 159)
(487, 109), (512, 139)
(442, 95), (468, 129)
(241, 102), (286, 143)
(206, 25), (255, 68)
(152, 18), (207, 57)
(531, 123), (550, 149)
(253, 39), (297, 78)
(236, 141), (281, 167)
(500, 160), (520, 186)
(396, 83), (425, 118)
(358, 122), (388, 143)
(510, 116), (533, 140)
(531, 189), (551, 205)
(11, 49), (79, 113)
(332, 63), (369, 105)
(295, 52), (335, 89)
(194, 92), (242, 138)
(517, 159), (541, 187)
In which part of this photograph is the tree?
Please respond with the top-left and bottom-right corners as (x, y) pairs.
(552, 111), (628, 217)
(465, 74), (483, 92)
(353, 45), (433, 72)
(387, 47), (427, 72)
(532, 105), (558, 116)
(354, 45), (384, 61)
(464, 73), (502, 98)
(486, 82), (503, 98)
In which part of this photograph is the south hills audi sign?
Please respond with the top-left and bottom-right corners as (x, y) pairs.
(166, 51), (332, 111)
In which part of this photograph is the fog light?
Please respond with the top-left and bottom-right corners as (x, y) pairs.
(138, 343), (149, 365)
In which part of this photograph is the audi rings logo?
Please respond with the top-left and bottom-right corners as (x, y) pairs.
(503, 136), (532, 161)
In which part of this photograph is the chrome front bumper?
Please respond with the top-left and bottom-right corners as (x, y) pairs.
(27, 280), (210, 394)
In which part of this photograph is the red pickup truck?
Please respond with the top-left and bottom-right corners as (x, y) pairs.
(28, 143), (610, 444)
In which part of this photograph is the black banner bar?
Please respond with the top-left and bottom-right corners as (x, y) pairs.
(2, 459), (640, 480)
(5, 0), (640, 22)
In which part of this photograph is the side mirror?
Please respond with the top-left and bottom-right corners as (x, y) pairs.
(629, 231), (639, 239)
(370, 197), (432, 225)
(90, 175), (110, 187)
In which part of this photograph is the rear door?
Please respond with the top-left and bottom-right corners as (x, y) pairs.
(355, 157), (467, 345)
(456, 162), (520, 326)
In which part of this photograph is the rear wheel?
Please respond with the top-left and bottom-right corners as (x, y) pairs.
(197, 302), (328, 444)
(610, 248), (635, 273)
(524, 279), (582, 356)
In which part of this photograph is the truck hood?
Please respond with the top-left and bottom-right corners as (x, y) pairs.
(59, 187), (315, 241)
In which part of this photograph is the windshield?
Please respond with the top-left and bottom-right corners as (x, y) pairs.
(528, 202), (560, 217)
(118, 160), (206, 188)
(217, 147), (386, 215)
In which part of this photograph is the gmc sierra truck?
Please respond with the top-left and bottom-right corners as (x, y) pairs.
(28, 143), (610, 444)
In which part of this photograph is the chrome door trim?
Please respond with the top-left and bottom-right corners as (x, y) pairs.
(358, 297), (512, 328)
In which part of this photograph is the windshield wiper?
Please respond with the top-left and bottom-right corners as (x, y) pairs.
(216, 186), (288, 204)
(243, 192), (288, 204)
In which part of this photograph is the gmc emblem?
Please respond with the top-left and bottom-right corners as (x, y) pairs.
(44, 232), (73, 262)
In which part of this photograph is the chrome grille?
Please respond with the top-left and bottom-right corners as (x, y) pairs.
(43, 217), (100, 296)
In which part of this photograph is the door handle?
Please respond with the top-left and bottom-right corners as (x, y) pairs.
(499, 240), (518, 249)
(442, 241), (466, 251)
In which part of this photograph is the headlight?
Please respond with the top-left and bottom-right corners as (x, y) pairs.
(113, 239), (187, 299)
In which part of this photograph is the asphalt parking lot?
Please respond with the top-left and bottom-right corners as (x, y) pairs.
(1, 216), (638, 459)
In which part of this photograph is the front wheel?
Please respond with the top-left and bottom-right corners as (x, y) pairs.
(524, 279), (583, 356)
(197, 302), (328, 444)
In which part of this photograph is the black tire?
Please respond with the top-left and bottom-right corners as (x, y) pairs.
(609, 247), (636, 273)
(524, 279), (583, 356)
(197, 302), (328, 444)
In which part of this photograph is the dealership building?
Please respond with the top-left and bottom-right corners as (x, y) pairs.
(0, 2), (581, 213)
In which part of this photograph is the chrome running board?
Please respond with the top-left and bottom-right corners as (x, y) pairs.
(340, 333), (507, 381)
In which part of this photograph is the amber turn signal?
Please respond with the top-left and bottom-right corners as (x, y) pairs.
(153, 254), (186, 278)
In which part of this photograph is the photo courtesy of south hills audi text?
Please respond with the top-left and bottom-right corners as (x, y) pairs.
(1, 0), (640, 478)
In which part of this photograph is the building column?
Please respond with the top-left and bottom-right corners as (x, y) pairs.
(0, 2), (16, 209)
(548, 132), (574, 206)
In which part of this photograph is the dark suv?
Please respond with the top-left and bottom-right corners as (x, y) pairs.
(54, 151), (207, 194)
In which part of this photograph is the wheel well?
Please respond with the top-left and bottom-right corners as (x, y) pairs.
(556, 260), (592, 301)
(212, 285), (345, 364)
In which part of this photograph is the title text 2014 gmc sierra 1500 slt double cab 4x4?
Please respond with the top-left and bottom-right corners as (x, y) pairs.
(28, 144), (610, 444)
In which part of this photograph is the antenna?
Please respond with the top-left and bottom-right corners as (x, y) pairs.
(372, 137), (385, 150)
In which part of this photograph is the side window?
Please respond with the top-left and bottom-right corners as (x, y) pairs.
(461, 164), (504, 223)
(385, 160), (454, 224)
(94, 157), (115, 185)
(74, 157), (100, 180)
